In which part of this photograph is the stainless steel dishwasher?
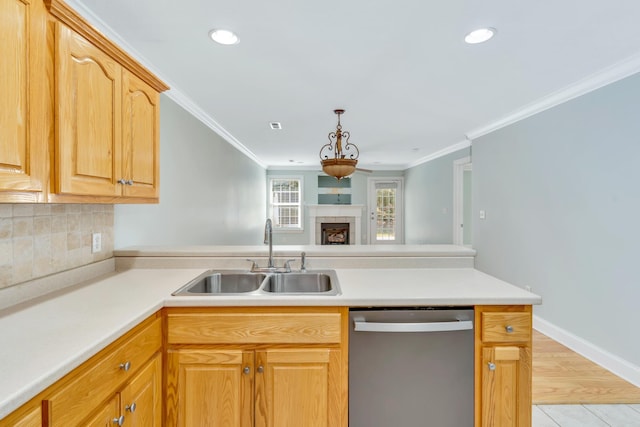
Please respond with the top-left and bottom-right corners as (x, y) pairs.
(349, 307), (474, 426)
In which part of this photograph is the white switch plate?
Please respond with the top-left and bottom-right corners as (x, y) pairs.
(479, 210), (486, 219)
(92, 233), (102, 253)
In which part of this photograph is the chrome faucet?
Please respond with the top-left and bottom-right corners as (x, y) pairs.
(264, 218), (274, 268)
(301, 251), (306, 271)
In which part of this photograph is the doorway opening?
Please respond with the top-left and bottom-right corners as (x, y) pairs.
(453, 157), (472, 246)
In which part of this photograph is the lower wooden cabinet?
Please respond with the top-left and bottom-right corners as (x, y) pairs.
(0, 404), (41, 427)
(120, 353), (162, 427)
(167, 348), (340, 427)
(76, 353), (162, 427)
(475, 305), (533, 427)
(165, 307), (348, 427)
(82, 395), (120, 427)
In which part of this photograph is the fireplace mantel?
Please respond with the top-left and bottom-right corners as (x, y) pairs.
(308, 204), (364, 245)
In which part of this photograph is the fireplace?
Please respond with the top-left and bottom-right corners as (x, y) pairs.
(321, 223), (350, 245)
(308, 204), (363, 245)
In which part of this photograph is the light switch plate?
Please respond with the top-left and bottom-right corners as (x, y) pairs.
(92, 233), (102, 253)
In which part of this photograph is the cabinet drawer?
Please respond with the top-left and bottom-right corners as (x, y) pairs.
(481, 312), (531, 343)
(168, 310), (342, 345)
(44, 317), (161, 427)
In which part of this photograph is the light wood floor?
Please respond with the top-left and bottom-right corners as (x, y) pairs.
(533, 330), (640, 404)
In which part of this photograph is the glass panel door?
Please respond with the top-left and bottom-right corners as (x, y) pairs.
(368, 179), (403, 244)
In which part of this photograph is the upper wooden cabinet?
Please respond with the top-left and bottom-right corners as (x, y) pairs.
(55, 23), (123, 198)
(0, 0), (167, 203)
(0, 0), (50, 202)
(121, 71), (160, 199)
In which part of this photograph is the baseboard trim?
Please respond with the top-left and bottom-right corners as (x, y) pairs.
(534, 315), (640, 387)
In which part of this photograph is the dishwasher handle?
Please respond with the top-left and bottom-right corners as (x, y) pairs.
(353, 319), (473, 333)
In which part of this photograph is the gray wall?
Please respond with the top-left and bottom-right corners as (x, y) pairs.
(404, 147), (471, 244)
(473, 73), (640, 366)
(266, 169), (403, 245)
(115, 96), (266, 247)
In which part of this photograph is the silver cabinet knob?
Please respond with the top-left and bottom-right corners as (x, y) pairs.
(127, 180), (134, 186)
(125, 402), (137, 413)
(119, 361), (131, 372)
(243, 366), (250, 375)
(117, 179), (127, 185)
(505, 325), (514, 333)
(257, 365), (264, 373)
(488, 362), (496, 371)
(113, 415), (125, 426)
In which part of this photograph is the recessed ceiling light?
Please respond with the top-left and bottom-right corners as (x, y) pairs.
(464, 27), (496, 44)
(209, 29), (239, 45)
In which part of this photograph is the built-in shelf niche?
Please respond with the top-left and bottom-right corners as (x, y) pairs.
(317, 175), (351, 205)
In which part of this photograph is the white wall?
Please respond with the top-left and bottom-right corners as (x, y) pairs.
(404, 148), (471, 243)
(115, 96), (266, 247)
(473, 72), (640, 368)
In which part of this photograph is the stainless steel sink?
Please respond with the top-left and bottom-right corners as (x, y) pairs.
(172, 269), (341, 296)
(172, 270), (267, 295)
(262, 270), (340, 295)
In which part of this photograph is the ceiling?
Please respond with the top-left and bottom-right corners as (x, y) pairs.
(71, 0), (640, 170)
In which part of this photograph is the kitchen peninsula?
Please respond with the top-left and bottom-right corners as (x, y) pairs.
(0, 245), (541, 426)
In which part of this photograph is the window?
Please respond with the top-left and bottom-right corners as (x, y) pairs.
(269, 177), (303, 230)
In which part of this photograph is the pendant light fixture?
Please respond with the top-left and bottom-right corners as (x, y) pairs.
(319, 109), (360, 180)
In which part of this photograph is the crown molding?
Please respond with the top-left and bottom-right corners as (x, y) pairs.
(65, 0), (267, 169)
(466, 52), (640, 140)
(405, 139), (471, 169)
(165, 89), (267, 168)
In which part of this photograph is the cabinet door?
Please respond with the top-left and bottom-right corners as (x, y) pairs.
(120, 353), (162, 427)
(55, 24), (122, 197)
(481, 346), (532, 427)
(82, 395), (119, 427)
(0, 404), (41, 427)
(255, 348), (339, 427)
(0, 0), (48, 199)
(166, 349), (253, 427)
(121, 71), (159, 198)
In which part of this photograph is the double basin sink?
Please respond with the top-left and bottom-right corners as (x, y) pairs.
(172, 269), (341, 296)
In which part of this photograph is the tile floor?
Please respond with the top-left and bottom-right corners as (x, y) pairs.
(533, 404), (640, 426)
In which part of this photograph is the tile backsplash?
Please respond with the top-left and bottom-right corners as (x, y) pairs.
(0, 204), (114, 289)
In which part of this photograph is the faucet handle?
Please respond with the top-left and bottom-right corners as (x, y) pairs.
(283, 259), (296, 272)
(246, 259), (258, 272)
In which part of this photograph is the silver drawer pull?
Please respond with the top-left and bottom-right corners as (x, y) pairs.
(119, 361), (131, 372)
(257, 365), (264, 373)
(113, 415), (125, 426)
(488, 362), (496, 371)
(125, 402), (137, 413)
(505, 325), (514, 333)
(243, 366), (250, 375)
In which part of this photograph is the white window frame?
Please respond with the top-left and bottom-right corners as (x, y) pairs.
(268, 176), (304, 232)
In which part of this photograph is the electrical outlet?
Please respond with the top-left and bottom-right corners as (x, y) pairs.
(479, 210), (486, 219)
(92, 233), (102, 253)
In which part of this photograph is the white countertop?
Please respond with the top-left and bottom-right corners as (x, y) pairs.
(0, 266), (540, 419)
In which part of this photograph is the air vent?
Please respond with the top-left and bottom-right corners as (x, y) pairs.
(269, 122), (282, 130)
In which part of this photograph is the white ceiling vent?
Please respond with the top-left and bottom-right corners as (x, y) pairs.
(269, 122), (282, 130)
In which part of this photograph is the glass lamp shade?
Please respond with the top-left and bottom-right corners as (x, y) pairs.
(321, 158), (357, 180)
